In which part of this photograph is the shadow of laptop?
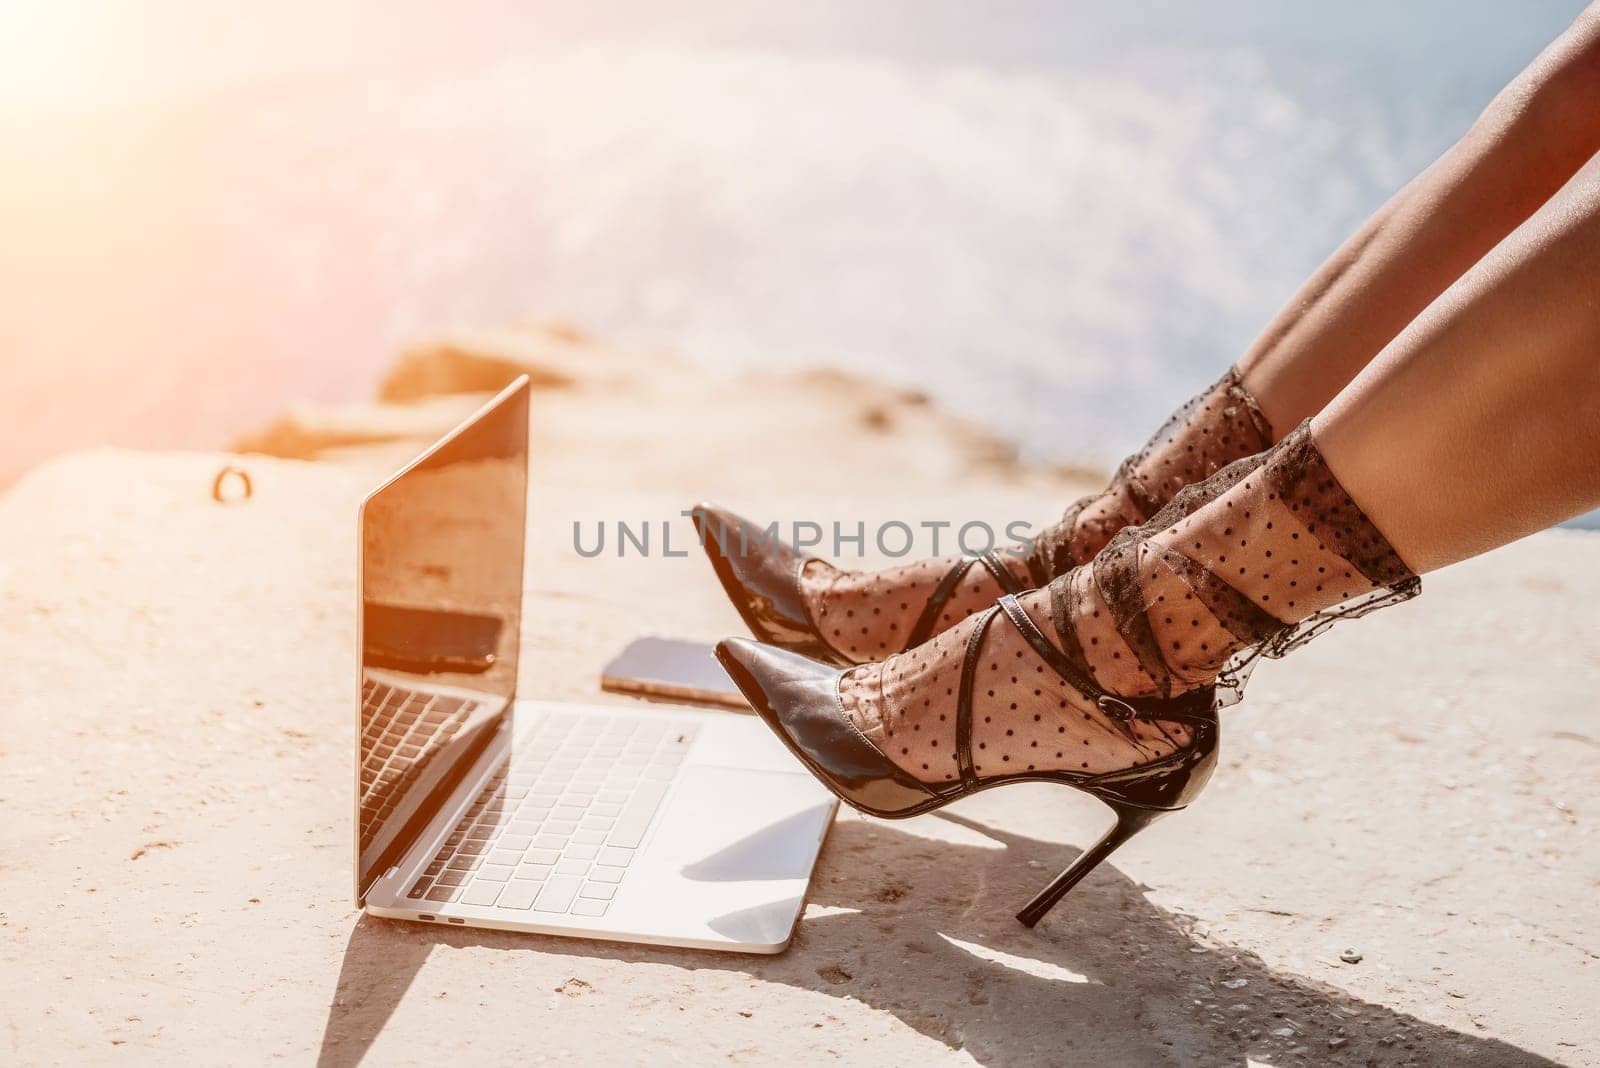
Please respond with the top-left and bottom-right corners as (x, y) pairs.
(315, 812), (1557, 1067)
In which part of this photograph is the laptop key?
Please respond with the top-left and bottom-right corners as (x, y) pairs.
(526, 848), (561, 865)
(532, 875), (583, 913)
(533, 835), (567, 850)
(497, 835), (532, 852)
(425, 886), (460, 903)
(489, 850), (523, 867)
(587, 865), (626, 884)
(555, 860), (590, 877)
(477, 864), (515, 882)
(460, 882), (503, 907)
(578, 882), (616, 901)
(446, 855), (482, 871)
(571, 830), (606, 846)
(565, 844), (599, 861)
(607, 782), (670, 849)
(570, 899), (609, 918)
(597, 846), (634, 868)
(436, 870), (469, 887)
(408, 881), (429, 899)
(515, 863), (553, 881)
(496, 879), (541, 910)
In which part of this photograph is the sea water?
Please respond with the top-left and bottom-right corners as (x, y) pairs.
(0, 0), (1588, 482)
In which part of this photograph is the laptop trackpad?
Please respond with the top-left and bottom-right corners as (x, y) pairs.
(648, 766), (834, 882)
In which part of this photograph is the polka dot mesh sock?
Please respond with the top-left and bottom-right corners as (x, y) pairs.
(1026, 367), (1276, 583)
(795, 368), (1273, 663)
(836, 422), (1420, 783)
(798, 553), (1031, 663)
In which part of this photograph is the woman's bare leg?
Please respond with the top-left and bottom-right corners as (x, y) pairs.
(1238, 5), (1600, 432)
(697, 9), (1600, 665)
(1316, 151), (1600, 573)
(821, 154), (1600, 783)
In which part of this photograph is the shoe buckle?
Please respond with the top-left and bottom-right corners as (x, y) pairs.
(1096, 694), (1137, 722)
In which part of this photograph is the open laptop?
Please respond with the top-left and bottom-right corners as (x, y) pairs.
(355, 377), (837, 953)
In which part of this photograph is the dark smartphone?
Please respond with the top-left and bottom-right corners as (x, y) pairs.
(363, 601), (503, 675)
(600, 637), (747, 709)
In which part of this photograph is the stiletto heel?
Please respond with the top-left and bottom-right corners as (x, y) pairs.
(715, 595), (1220, 916)
(711, 420), (1422, 933)
(1015, 800), (1171, 927)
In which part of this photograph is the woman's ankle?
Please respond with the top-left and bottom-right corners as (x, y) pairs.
(1046, 420), (1419, 702)
(1027, 367), (1276, 582)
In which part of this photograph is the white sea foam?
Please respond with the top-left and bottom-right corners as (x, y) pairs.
(457, 44), (1444, 463)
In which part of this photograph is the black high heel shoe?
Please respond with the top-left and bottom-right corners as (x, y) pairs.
(712, 419), (1424, 927)
(691, 503), (1024, 667)
(714, 593), (1219, 927)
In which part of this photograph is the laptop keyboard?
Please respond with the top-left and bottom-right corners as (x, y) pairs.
(406, 711), (698, 919)
(359, 680), (479, 852)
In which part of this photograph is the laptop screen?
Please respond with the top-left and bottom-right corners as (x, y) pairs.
(356, 379), (528, 897)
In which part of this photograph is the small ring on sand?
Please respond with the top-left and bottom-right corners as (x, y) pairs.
(211, 465), (253, 504)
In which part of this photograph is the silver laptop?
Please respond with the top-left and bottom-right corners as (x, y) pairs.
(355, 377), (837, 953)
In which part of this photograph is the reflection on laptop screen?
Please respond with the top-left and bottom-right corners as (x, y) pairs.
(357, 382), (528, 893)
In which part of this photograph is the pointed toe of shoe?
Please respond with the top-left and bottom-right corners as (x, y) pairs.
(714, 637), (841, 723)
(690, 503), (841, 662)
(714, 637), (938, 818)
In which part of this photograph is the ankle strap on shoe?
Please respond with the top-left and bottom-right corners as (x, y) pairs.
(905, 551), (1024, 650)
(949, 598), (1214, 792)
(995, 594), (1214, 726)
(953, 605), (1002, 787)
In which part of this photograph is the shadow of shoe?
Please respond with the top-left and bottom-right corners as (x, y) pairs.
(317, 813), (1558, 1066)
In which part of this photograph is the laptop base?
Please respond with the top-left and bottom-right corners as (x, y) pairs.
(365, 699), (837, 954)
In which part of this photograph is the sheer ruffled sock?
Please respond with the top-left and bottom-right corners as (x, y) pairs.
(837, 422), (1420, 783)
(795, 368), (1275, 662)
(798, 552), (1031, 663)
(1025, 366), (1276, 582)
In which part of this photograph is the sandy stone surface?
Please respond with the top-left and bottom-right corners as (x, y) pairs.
(2, 327), (1596, 1065)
